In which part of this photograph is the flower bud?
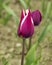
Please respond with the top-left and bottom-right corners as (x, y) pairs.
(31, 10), (42, 26)
(17, 9), (34, 38)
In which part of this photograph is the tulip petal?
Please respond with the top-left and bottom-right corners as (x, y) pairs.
(18, 9), (25, 36)
(20, 9), (25, 23)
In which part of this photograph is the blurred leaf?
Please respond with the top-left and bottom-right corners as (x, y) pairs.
(0, 18), (4, 24)
(47, 23), (52, 34)
(44, 2), (52, 20)
(4, 14), (11, 25)
(0, 0), (4, 5)
(2, 57), (9, 65)
(0, 0), (4, 13)
(25, 22), (49, 65)
(26, 0), (31, 8)
(3, 4), (19, 24)
(38, 23), (49, 43)
(19, 0), (28, 9)
(31, 48), (42, 65)
(49, 1), (52, 20)
(41, 0), (51, 19)
(49, 11), (52, 21)
(41, 0), (46, 17)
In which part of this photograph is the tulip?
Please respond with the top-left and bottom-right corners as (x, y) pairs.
(17, 9), (34, 38)
(31, 10), (42, 26)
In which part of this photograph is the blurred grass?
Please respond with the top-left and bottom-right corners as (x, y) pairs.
(3, 4), (19, 24)
(2, 57), (9, 65)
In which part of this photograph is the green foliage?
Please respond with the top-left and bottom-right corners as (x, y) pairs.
(3, 14), (11, 25)
(41, 0), (48, 17)
(0, 0), (11, 25)
(25, 22), (49, 65)
(47, 23), (52, 35)
(49, 1), (52, 21)
(44, 2), (52, 20)
(2, 57), (9, 65)
(3, 4), (19, 24)
(0, 14), (10, 25)
(19, 0), (30, 9)
(41, 0), (52, 19)
(19, 0), (28, 9)
(0, 0), (4, 17)
(0, 0), (4, 9)
(31, 48), (42, 65)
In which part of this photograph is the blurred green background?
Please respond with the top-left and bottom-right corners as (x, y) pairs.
(0, 0), (52, 65)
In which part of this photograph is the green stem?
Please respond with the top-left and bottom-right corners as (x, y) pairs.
(28, 36), (32, 51)
(21, 38), (25, 65)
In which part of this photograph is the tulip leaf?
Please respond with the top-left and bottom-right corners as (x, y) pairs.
(41, 0), (51, 19)
(3, 14), (11, 25)
(44, 2), (52, 20)
(19, 0), (28, 9)
(31, 48), (42, 65)
(3, 4), (19, 24)
(41, 0), (46, 16)
(46, 23), (52, 35)
(25, 22), (49, 65)
(49, 1), (52, 21)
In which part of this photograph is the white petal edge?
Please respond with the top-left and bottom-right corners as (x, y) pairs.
(26, 9), (29, 15)
(31, 17), (34, 25)
(20, 14), (28, 30)
(20, 9), (29, 30)
(23, 9), (25, 17)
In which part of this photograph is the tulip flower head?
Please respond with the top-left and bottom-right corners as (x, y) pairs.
(31, 10), (42, 26)
(18, 9), (34, 38)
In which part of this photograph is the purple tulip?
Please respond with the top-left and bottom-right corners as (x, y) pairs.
(17, 9), (34, 38)
(31, 10), (42, 26)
